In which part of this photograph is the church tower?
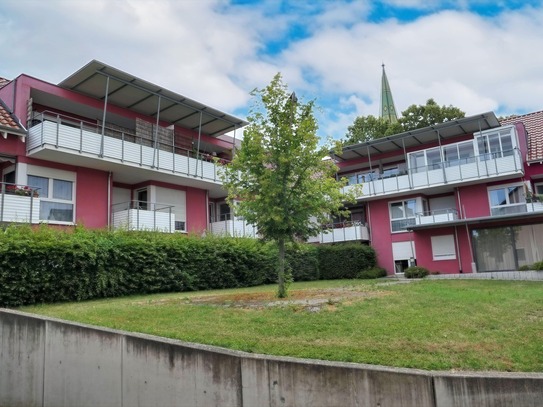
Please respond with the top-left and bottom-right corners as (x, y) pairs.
(379, 64), (398, 123)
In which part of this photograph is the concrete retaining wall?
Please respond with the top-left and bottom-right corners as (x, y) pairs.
(1, 309), (542, 407)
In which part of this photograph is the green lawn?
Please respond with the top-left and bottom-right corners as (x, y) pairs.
(20, 279), (543, 372)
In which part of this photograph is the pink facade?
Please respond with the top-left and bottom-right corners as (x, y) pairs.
(0, 60), (244, 234)
(337, 111), (543, 275)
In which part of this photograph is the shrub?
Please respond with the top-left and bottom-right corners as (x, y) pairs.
(404, 266), (429, 279)
(518, 265), (532, 271)
(531, 261), (543, 271)
(357, 267), (387, 279)
(317, 244), (376, 280)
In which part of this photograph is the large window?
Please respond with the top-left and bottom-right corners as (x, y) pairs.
(28, 175), (74, 222)
(472, 224), (543, 271)
(476, 128), (514, 159)
(488, 184), (526, 216)
(390, 199), (417, 232)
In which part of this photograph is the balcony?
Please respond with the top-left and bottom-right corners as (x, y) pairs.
(112, 201), (182, 233)
(342, 149), (524, 199)
(209, 219), (258, 238)
(307, 221), (370, 244)
(0, 183), (40, 224)
(415, 208), (459, 225)
(27, 112), (225, 185)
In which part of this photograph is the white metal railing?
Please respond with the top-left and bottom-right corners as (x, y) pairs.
(307, 221), (370, 243)
(0, 182), (41, 224)
(112, 200), (181, 233)
(415, 208), (459, 225)
(208, 219), (258, 238)
(342, 148), (523, 199)
(27, 111), (228, 183)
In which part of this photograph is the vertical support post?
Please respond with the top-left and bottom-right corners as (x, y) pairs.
(0, 183), (5, 222)
(402, 138), (412, 190)
(195, 111), (203, 176)
(437, 130), (447, 184)
(153, 96), (161, 169)
(367, 145), (374, 196)
(100, 75), (110, 158)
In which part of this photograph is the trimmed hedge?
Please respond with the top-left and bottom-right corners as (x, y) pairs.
(0, 226), (376, 307)
(318, 243), (376, 280)
(404, 266), (429, 279)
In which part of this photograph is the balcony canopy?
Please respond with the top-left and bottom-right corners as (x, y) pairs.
(334, 112), (500, 161)
(59, 60), (247, 137)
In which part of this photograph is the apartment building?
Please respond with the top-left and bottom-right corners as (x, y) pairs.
(0, 60), (246, 234)
(334, 110), (543, 274)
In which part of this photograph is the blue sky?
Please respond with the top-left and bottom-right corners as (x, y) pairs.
(1, 0), (543, 141)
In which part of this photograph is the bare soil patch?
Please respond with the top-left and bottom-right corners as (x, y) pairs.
(140, 288), (391, 312)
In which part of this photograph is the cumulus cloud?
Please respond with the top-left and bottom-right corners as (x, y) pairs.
(1, 0), (543, 141)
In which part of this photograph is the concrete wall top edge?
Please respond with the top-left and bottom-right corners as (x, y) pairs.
(3, 308), (542, 380)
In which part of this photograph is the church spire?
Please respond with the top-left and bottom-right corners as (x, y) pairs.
(379, 64), (398, 124)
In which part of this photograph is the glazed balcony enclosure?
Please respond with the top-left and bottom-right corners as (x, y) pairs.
(337, 114), (525, 200)
(0, 183), (40, 224)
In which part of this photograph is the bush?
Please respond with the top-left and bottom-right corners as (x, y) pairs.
(531, 261), (543, 271)
(317, 244), (376, 280)
(518, 265), (532, 271)
(404, 266), (429, 279)
(357, 267), (387, 279)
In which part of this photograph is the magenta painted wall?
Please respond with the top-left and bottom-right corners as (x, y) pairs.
(76, 168), (109, 228)
(412, 226), (474, 274)
(185, 188), (207, 233)
(457, 184), (491, 218)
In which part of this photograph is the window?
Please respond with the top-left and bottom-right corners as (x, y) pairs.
(390, 199), (417, 232)
(136, 188), (148, 210)
(219, 203), (231, 221)
(431, 235), (456, 260)
(476, 128), (515, 159)
(535, 183), (543, 196)
(488, 184), (526, 216)
(28, 175), (74, 223)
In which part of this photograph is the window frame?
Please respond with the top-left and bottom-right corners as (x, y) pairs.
(389, 198), (417, 233)
(487, 183), (526, 216)
(26, 166), (76, 225)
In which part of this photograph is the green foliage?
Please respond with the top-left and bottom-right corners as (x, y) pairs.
(343, 98), (465, 144)
(220, 73), (356, 297)
(404, 266), (430, 279)
(357, 267), (387, 279)
(0, 226), (379, 307)
(318, 244), (376, 280)
(520, 261), (543, 271)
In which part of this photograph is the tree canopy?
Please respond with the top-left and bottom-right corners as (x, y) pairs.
(344, 98), (465, 145)
(220, 73), (355, 297)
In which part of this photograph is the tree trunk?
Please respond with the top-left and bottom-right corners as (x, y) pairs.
(277, 237), (287, 298)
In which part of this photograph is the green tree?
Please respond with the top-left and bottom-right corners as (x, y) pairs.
(344, 99), (465, 144)
(399, 98), (465, 131)
(344, 115), (402, 144)
(220, 73), (355, 298)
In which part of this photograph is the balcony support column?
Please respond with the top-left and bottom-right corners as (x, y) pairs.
(402, 138), (412, 190)
(195, 111), (203, 177)
(436, 129), (447, 184)
(367, 145), (374, 195)
(100, 75), (110, 158)
(153, 96), (162, 169)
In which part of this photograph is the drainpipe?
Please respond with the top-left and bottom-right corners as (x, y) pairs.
(107, 171), (112, 228)
(454, 226), (462, 273)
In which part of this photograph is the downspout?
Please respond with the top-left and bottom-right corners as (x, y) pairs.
(454, 226), (462, 273)
(107, 171), (112, 228)
(206, 190), (210, 233)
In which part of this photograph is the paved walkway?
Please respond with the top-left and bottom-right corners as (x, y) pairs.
(426, 270), (543, 281)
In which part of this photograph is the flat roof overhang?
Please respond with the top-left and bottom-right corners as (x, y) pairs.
(333, 112), (500, 162)
(407, 211), (543, 231)
(58, 60), (247, 137)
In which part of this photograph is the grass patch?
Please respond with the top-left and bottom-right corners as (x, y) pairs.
(20, 279), (543, 372)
